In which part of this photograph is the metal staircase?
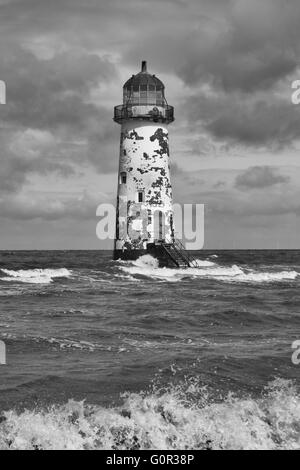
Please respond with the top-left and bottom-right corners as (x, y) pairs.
(160, 239), (200, 268)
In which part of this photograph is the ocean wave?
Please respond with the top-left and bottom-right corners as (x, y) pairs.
(0, 268), (72, 285)
(119, 255), (299, 284)
(231, 270), (299, 283)
(40, 336), (128, 353)
(0, 332), (130, 354)
(0, 378), (299, 450)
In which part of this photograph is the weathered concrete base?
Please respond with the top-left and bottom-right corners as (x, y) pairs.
(114, 249), (146, 262)
(114, 243), (177, 268)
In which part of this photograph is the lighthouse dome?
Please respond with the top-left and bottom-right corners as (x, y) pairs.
(123, 61), (166, 106)
(124, 61), (165, 90)
(114, 61), (174, 124)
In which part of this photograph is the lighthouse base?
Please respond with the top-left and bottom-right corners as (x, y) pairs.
(113, 240), (196, 268)
(113, 249), (147, 262)
(114, 243), (178, 268)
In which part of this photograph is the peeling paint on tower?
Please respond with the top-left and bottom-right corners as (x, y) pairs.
(113, 61), (175, 259)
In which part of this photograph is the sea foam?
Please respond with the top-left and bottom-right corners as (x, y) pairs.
(0, 268), (72, 284)
(0, 378), (299, 450)
(119, 255), (299, 284)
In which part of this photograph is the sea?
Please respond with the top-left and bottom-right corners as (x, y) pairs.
(0, 249), (299, 450)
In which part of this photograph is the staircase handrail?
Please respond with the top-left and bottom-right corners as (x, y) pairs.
(173, 239), (200, 268)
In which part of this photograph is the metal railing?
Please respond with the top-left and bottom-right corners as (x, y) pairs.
(173, 239), (200, 268)
(114, 104), (174, 124)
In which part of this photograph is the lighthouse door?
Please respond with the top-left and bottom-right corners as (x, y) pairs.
(159, 211), (163, 240)
(154, 210), (165, 241)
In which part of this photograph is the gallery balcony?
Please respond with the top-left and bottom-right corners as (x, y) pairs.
(113, 104), (175, 125)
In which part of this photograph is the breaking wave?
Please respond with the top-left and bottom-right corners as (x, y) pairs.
(119, 255), (299, 283)
(0, 268), (72, 284)
(0, 378), (299, 450)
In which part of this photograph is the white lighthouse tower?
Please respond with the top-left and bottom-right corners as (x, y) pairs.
(113, 61), (192, 267)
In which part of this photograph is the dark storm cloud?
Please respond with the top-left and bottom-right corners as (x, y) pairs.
(178, 0), (300, 92)
(186, 92), (300, 148)
(1, 0), (299, 94)
(0, 0), (300, 233)
(107, 0), (300, 149)
(178, 1), (300, 149)
(0, 43), (119, 192)
(0, 2), (121, 224)
(235, 166), (290, 190)
(114, 0), (300, 94)
(1, 0), (299, 152)
(0, 46), (116, 131)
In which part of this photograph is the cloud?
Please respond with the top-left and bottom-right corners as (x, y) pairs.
(188, 184), (300, 218)
(0, 0), (300, 247)
(173, 166), (300, 218)
(0, 45), (116, 134)
(0, 191), (104, 221)
(186, 91), (300, 148)
(0, 127), (77, 197)
(0, 43), (120, 196)
(178, 0), (300, 92)
(2, 0), (300, 153)
(114, 0), (300, 95)
(235, 166), (290, 189)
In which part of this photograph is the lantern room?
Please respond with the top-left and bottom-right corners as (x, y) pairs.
(114, 61), (174, 124)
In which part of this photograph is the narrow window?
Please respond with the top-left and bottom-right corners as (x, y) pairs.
(138, 191), (144, 203)
(120, 172), (127, 184)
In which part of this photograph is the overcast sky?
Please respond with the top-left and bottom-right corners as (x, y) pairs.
(1, 0), (300, 249)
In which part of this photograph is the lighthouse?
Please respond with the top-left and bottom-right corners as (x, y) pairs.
(113, 61), (194, 267)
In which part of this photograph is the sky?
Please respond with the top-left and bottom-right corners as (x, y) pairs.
(1, 0), (300, 249)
